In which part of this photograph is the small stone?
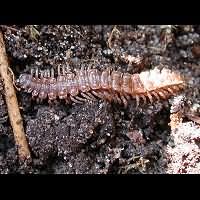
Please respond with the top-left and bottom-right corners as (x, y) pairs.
(37, 47), (43, 51)
(192, 45), (200, 58)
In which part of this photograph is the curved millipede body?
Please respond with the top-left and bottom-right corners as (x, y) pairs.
(16, 66), (186, 107)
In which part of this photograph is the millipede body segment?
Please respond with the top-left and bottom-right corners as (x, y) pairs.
(16, 66), (185, 107)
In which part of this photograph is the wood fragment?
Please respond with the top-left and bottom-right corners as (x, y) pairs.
(0, 25), (19, 33)
(107, 25), (119, 49)
(169, 111), (183, 131)
(185, 113), (200, 125)
(0, 31), (31, 161)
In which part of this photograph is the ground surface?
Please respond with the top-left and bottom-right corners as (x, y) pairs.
(0, 25), (200, 174)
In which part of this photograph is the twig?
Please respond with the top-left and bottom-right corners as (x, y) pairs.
(185, 113), (200, 125)
(0, 25), (19, 33)
(107, 25), (120, 49)
(107, 26), (146, 72)
(69, 26), (84, 39)
(0, 31), (31, 161)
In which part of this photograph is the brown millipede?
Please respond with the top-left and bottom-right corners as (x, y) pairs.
(16, 66), (185, 107)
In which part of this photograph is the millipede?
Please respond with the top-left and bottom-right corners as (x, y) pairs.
(16, 65), (186, 108)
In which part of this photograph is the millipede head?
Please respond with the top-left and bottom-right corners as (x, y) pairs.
(16, 74), (32, 88)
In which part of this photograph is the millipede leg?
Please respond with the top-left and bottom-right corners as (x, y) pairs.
(39, 70), (49, 100)
(179, 84), (185, 89)
(64, 98), (71, 104)
(81, 92), (96, 101)
(158, 90), (168, 99)
(58, 65), (61, 76)
(151, 91), (160, 101)
(31, 96), (36, 101)
(87, 64), (92, 70)
(81, 65), (85, 71)
(166, 87), (175, 94)
(46, 69), (50, 78)
(124, 94), (131, 101)
(91, 90), (105, 100)
(66, 64), (71, 73)
(58, 65), (66, 76)
(146, 92), (153, 104)
(114, 93), (122, 105)
(140, 94), (147, 105)
(135, 95), (140, 107)
(50, 68), (54, 78)
(87, 92), (97, 100)
(36, 97), (43, 104)
(31, 68), (34, 76)
(48, 99), (59, 106)
(172, 85), (181, 91)
(75, 96), (88, 102)
(35, 67), (39, 78)
(31, 69), (41, 97)
(120, 94), (128, 108)
(70, 96), (84, 104)
(162, 89), (170, 96)
(64, 94), (71, 104)
(43, 70), (48, 78)
(104, 90), (113, 102)
(40, 70), (44, 78)
(48, 99), (53, 105)
(104, 66), (112, 76)
(61, 65), (65, 76)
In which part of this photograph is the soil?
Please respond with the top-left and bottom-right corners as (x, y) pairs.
(0, 25), (200, 174)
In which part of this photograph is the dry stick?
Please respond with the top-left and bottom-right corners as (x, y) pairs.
(107, 26), (144, 68)
(0, 31), (31, 161)
(107, 25), (119, 49)
(0, 25), (19, 33)
(185, 113), (200, 125)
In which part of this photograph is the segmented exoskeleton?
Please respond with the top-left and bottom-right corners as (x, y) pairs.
(16, 65), (185, 107)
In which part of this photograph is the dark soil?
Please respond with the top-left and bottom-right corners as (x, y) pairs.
(0, 25), (200, 174)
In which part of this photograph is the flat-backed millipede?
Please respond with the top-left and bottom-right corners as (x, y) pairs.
(16, 66), (186, 107)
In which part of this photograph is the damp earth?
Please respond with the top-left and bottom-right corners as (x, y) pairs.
(0, 25), (200, 174)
